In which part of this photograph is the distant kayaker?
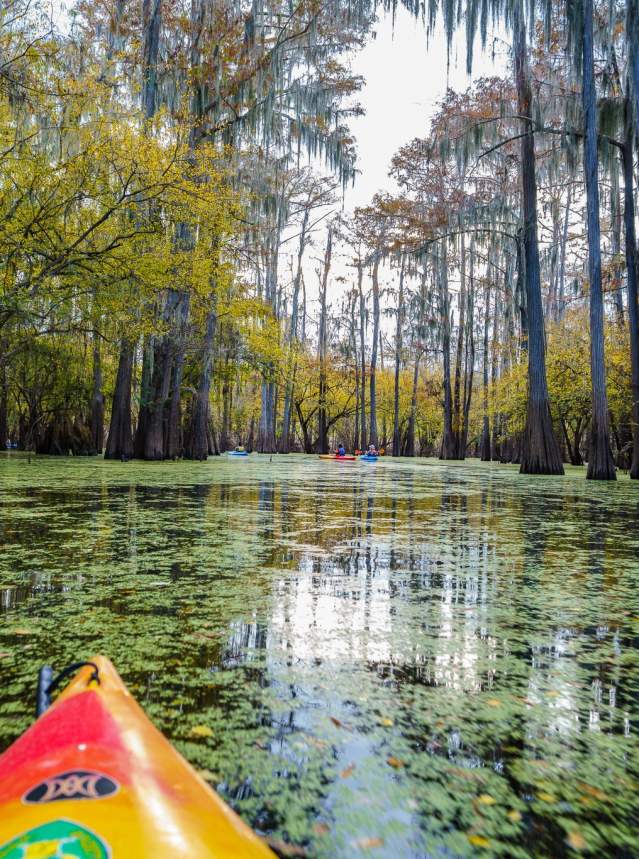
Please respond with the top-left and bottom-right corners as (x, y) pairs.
(367, 444), (378, 456)
(235, 445), (245, 452)
(337, 443), (346, 457)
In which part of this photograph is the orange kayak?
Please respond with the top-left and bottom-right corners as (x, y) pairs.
(0, 656), (275, 858)
(318, 454), (356, 461)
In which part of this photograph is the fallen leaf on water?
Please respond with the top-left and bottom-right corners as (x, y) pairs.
(486, 699), (502, 707)
(537, 792), (557, 803)
(387, 756), (405, 769)
(329, 716), (343, 728)
(340, 763), (356, 778)
(578, 782), (610, 802)
(353, 837), (384, 850)
(313, 823), (330, 836)
(379, 717), (394, 727)
(507, 809), (522, 823)
(190, 725), (214, 738)
(566, 831), (587, 851)
(449, 767), (484, 782)
(477, 794), (496, 806)
(467, 834), (490, 848)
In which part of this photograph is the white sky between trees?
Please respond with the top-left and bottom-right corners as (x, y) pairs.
(300, 6), (507, 314)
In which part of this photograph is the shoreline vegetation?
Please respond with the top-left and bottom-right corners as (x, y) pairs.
(0, 2), (638, 482)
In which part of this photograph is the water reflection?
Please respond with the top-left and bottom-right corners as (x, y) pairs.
(1, 455), (639, 856)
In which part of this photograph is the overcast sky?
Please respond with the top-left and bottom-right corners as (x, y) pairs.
(301, 7), (507, 302)
(343, 7), (508, 213)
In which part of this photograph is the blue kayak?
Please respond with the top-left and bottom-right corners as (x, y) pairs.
(360, 454), (379, 462)
(228, 451), (249, 457)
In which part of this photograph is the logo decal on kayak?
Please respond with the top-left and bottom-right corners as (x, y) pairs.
(24, 770), (118, 804)
(0, 819), (110, 858)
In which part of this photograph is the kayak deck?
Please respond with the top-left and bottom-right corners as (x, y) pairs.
(0, 656), (274, 858)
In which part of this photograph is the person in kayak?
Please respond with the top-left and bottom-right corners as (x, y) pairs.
(235, 445), (245, 452)
(367, 443), (378, 456)
(336, 443), (347, 457)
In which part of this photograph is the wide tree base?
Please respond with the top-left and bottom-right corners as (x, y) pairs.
(586, 427), (616, 480)
(631, 427), (639, 479)
(520, 401), (564, 475)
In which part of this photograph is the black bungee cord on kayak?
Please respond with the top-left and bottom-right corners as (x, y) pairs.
(36, 661), (100, 717)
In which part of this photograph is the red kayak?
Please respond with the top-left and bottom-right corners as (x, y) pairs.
(0, 657), (275, 858)
(318, 454), (356, 461)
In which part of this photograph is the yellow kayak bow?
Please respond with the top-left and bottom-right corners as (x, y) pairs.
(0, 656), (275, 858)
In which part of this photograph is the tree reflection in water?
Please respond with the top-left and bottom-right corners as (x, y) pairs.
(1, 454), (638, 857)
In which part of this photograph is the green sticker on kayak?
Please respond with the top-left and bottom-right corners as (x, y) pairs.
(0, 819), (109, 859)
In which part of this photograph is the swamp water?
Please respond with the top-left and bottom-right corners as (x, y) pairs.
(1, 453), (638, 857)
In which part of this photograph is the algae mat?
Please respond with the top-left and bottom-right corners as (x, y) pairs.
(1, 453), (639, 857)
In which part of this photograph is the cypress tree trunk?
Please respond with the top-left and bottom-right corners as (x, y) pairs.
(258, 236), (279, 453)
(392, 262), (405, 456)
(185, 306), (216, 460)
(626, 0), (639, 477)
(0, 365), (8, 450)
(406, 354), (420, 458)
(166, 350), (184, 459)
(406, 274), (426, 458)
(622, 93), (639, 479)
(515, 229), (528, 346)
(461, 250), (475, 455)
(317, 229), (332, 454)
(165, 294), (190, 459)
(144, 335), (173, 460)
(258, 382), (277, 452)
(440, 242), (455, 459)
(142, 0), (162, 120)
(490, 278), (501, 461)
(557, 186), (572, 322)
(106, 0), (162, 461)
(105, 341), (135, 460)
(369, 256), (380, 447)
(582, 0), (616, 480)
(279, 211), (308, 453)
(452, 235), (467, 458)
(358, 264), (367, 446)
(134, 337), (153, 458)
(350, 290), (360, 451)
(219, 363), (231, 453)
(514, 0), (564, 475)
(547, 202), (558, 320)
(90, 333), (104, 454)
(611, 161), (625, 325)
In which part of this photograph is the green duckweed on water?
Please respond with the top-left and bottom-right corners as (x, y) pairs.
(1, 452), (639, 857)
